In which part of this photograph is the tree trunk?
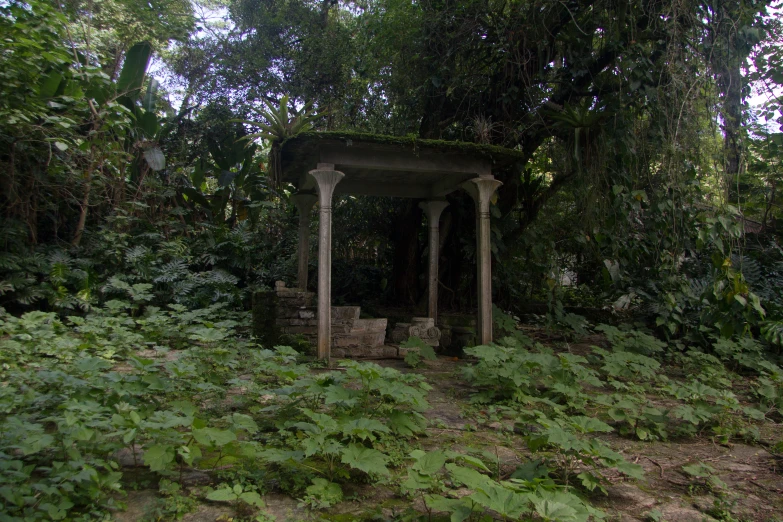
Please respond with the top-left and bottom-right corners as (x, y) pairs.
(762, 178), (776, 231)
(72, 176), (91, 247)
(720, 61), (743, 181)
(710, 0), (746, 186)
(72, 146), (98, 247)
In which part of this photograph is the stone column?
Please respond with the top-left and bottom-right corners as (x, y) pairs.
(418, 200), (449, 324)
(463, 178), (502, 345)
(308, 165), (345, 361)
(291, 193), (318, 291)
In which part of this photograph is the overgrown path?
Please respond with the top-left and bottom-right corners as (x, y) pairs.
(403, 357), (783, 522)
(92, 347), (783, 521)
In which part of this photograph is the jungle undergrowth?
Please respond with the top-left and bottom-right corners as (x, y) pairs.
(1, 303), (782, 521)
(0, 300), (430, 521)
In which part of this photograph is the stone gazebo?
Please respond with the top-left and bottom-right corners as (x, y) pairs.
(277, 132), (522, 360)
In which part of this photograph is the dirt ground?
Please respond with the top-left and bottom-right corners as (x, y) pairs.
(411, 358), (783, 522)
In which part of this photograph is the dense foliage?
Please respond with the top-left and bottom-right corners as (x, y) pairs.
(2, 0), (783, 519)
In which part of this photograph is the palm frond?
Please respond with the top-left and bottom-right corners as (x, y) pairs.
(236, 95), (321, 187)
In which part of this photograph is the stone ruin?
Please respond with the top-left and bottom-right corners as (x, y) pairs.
(253, 282), (390, 357)
(252, 281), (477, 358)
(388, 317), (441, 346)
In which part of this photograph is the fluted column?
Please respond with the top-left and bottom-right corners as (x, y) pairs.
(291, 193), (318, 291)
(463, 178), (502, 345)
(419, 200), (449, 324)
(308, 165), (345, 361)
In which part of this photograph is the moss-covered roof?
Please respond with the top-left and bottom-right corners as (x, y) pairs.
(279, 130), (526, 164)
(273, 130), (523, 195)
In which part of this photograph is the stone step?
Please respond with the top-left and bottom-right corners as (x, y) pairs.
(331, 306), (360, 323)
(333, 345), (399, 359)
(280, 307), (381, 332)
(333, 331), (386, 348)
(411, 317), (435, 328)
(350, 318), (387, 333)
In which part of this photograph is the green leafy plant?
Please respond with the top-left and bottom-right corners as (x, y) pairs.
(402, 449), (605, 521)
(148, 480), (199, 521)
(462, 337), (601, 409)
(401, 336), (437, 368)
(594, 393), (669, 440)
(258, 361), (430, 492)
(300, 477), (343, 509)
(206, 483), (266, 508)
(593, 348), (661, 381)
(594, 324), (666, 356)
(493, 305), (535, 345)
(524, 412), (644, 493)
(680, 462), (727, 494)
(0, 302), (270, 520)
(664, 378), (763, 442)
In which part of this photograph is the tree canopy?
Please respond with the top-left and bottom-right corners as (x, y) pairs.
(2, 0), (783, 334)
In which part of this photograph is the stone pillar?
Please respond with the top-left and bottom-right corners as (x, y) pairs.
(308, 165), (345, 361)
(291, 193), (318, 291)
(463, 178), (502, 345)
(418, 200), (449, 324)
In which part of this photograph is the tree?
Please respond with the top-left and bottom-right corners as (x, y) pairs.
(0, 0), (198, 247)
(163, 0), (777, 307)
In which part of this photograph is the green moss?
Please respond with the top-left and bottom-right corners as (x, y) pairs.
(437, 314), (477, 327)
(278, 130), (526, 165)
(317, 514), (364, 522)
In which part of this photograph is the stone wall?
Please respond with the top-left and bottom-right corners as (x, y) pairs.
(251, 284), (479, 357)
(252, 282), (388, 357)
(388, 317), (441, 346)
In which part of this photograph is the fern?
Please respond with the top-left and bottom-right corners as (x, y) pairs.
(137, 232), (164, 241)
(125, 245), (151, 264)
(204, 269), (239, 285)
(49, 254), (71, 284)
(13, 284), (48, 305)
(0, 253), (22, 271)
(761, 320), (783, 347)
(198, 252), (221, 267)
(732, 254), (762, 284)
(171, 280), (196, 297)
(154, 260), (190, 283)
(0, 280), (14, 295)
(104, 276), (131, 295)
(688, 276), (710, 298)
(158, 238), (188, 258)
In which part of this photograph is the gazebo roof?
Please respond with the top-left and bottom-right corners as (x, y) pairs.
(279, 131), (522, 198)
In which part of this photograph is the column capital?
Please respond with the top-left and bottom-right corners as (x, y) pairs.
(308, 168), (345, 208)
(291, 192), (318, 214)
(463, 178), (503, 212)
(418, 200), (449, 227)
